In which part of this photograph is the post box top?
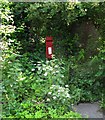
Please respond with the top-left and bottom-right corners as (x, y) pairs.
(46, 36), (53, 41)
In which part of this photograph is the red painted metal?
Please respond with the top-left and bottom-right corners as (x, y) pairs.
(46, 36), (53, 59)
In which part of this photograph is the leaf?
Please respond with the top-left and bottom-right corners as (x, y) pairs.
(95, 71), (103, 77)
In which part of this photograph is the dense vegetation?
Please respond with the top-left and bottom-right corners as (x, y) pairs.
(1, 0), (105, 118)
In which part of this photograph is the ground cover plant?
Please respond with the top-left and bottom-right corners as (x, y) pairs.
(1, 0), (105, 118)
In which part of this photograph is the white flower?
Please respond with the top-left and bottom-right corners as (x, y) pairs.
(53, 96), (56, 100)
(10, 84), (13, 87)
(50, 87), (53, 89)
(49, 67), (53, 71)
(52, 71), (56, 74)
(48, 92), (52, 95)
(85, 9), (87, 11)
(66, 93), (71, 98)
(58, 90), (61, 93)
(56, 71), (59, 73)
(61, 75), (64, 78)
(20, 77), (25, 81)
(46, 98), (50, 102)
(31, 68), (35, 71)
(38, 67), (41, 70)
(46, 61), (49, 64)
(44, 72), (47, 76)
(52, 85), (55, 87)
(43, 68), (46, 70)
(0, 57), (3, 61)
(65, 85), (69, 88)
(55, 65), (58, 68)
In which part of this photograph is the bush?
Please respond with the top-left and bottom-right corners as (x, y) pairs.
(2, 1), (105, 118)
(68, 45), (105, 103)
(2, 51), (81, 118)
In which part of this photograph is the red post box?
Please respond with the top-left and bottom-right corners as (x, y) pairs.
(46, 36), (53, 59)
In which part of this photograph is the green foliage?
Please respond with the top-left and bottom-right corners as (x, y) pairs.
(2, 50), (82, 118)
(68, 45), (105, 102)
(1, 1), (105, 118)
(7, 2), (90, 53)
(100, 91), (105, 109)
(59, 111), (82, 118)
(46, 84), (71, 111)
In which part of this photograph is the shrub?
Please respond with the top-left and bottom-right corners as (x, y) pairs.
(2, 51), (77, 118)
(69, 46), (105, 103)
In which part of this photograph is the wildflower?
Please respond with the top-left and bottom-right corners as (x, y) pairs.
(56, 71), (59, 73)
(31, 68), (35, 71)
(49, 67), (53, 71)
(58, 90), (61, 92)
(53, 96), (56, 100)
(55, 65), (58, 68)
(52, 85), (55, 87)
(46, 98), (50, 102)
(20, 77), (25, 81)
(48, 92), (52, 95)
(66, 93), (71, 98)
(85, 9), (87, 11)
(61, 75), (64, 78)
(44, 72), (47, 76)
(65, 85), (69, 88)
